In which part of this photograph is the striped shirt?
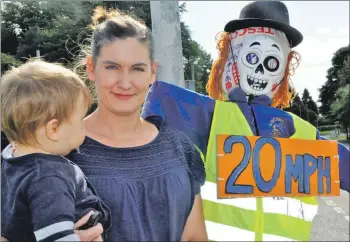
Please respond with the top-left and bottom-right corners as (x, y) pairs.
(1, 146), (111, 242)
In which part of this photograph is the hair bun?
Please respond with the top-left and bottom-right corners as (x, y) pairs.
(91, 6), (122, 27)
(92, 6), (109, 26)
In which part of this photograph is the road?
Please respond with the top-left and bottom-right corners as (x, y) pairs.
(310, 135), (349, 240)
(310, 137), (349, 241)
(310, 189), (349, 241)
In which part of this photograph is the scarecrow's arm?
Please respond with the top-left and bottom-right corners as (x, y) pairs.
(141, 81), (215, 158)
(317, 131), (350, 192)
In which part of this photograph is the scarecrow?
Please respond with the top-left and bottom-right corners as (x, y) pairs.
(142, 1), (349, 241)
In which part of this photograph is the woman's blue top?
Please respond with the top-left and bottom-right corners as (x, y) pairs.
(68, 125), (205, 241)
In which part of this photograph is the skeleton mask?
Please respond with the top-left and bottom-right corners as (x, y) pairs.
(221, 27), (291, 98)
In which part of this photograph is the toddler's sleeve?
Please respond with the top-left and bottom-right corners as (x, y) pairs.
(27, 176), (81, 242)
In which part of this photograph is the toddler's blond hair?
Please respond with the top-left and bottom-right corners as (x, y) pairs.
(1, 60), (92, 145)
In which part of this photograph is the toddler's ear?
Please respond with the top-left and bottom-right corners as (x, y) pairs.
(45, 119), (61, 142)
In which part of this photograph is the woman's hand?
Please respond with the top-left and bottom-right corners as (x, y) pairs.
(74, 210), (104, 241)
(1, 236), (8, 242)
(181, 194), (208, 241)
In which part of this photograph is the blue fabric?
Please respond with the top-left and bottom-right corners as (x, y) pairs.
(318, 136), (350, 192)
(228, 87), (294, 137)
(228, 88), (258, 135)
(1, 148), (111, 242)
(141, 82), (350, 192)
(251, 103), (295, 137)
(142, 81), (215, 157)
(67, 125), (205, 241)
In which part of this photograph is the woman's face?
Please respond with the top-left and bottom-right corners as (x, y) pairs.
(87, 37), (156, 116)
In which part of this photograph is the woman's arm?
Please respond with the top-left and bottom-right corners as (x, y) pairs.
(181, 194), (208, 241)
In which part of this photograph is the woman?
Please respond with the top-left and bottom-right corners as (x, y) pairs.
(69, 6), (207, 241)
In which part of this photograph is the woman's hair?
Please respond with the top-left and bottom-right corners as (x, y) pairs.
(74, 6), (153, 100)
(89, 6), (153, 63)
(206, 32), (301, 109)
(1, 60), (92, 145)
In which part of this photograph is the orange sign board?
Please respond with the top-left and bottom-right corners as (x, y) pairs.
(217, 135), (340, 198)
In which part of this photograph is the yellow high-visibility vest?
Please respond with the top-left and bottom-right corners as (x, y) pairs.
(200, 101), (318, 241)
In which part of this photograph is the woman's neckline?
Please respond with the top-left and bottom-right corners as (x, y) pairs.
(83, 124), (163, 151)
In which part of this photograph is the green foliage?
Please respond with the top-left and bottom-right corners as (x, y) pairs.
(301, 88), (319, 115)
(102, 1), (151, 28)
(1, 53), (23, 73)
(1, 1), (211, 95)
(319, 46), (350, 139)
(183, 40), (212, 94)
(1, 0), (94, 64)
(317, 116), (333, 127)
(337, 58), (350, 85)
(318, 45), (349, 139)
(181, 22), (212, 94)
(331, 84), (350, 139)
(319, 45), (349, 117)
(318, 125), (338, 132)
(286, 91), (319, 126)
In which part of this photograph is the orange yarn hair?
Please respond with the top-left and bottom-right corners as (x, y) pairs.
(206, 32), (301, 109)
(206, 32), (230, 101)
(271, 50), (300, 109)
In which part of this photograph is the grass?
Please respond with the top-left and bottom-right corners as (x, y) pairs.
(320, 130), (332, 136)
(335, 134), (347, 140)
(319, 130), (348, 141)
(320, 131), (350, 147)
(327, 134), (348, 141)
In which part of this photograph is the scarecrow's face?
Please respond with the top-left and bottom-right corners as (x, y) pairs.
(238, 35), (285, 96)
(221, 28), (290, 98)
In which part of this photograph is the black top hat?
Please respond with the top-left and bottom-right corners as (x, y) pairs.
(224, 1), (303, 47)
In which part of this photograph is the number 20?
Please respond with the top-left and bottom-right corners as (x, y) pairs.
(223, 136), (282, 194)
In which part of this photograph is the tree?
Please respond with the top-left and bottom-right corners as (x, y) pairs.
(337, 58), (350, 85)
(286, 92), (318, 126)
(302, 88), (318, 115)
(330, 57), (350, 139)
(286, 93), (302, 116)
(331, 85), (350, 139)
(1, 1), (152, 64)
(1, 1), (211, 94)
(180, 13), (212, 94)
(1, 4), (19, 56)
(1, 53), (23, 74)
(182, 39), (212, 94)
(318, 45), (349, 139)
(1, 1), (92, 64)
(319, 45), (349, 117)
(102, 1), (151, 28)
(293, 93), (302, 105)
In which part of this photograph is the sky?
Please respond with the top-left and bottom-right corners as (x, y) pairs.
(180, 1), (349, 103)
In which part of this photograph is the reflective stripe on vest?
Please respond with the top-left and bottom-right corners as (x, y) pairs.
(201, 101), (318, 241)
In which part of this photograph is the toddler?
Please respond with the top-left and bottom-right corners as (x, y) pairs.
(1, 60), (111, 242)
